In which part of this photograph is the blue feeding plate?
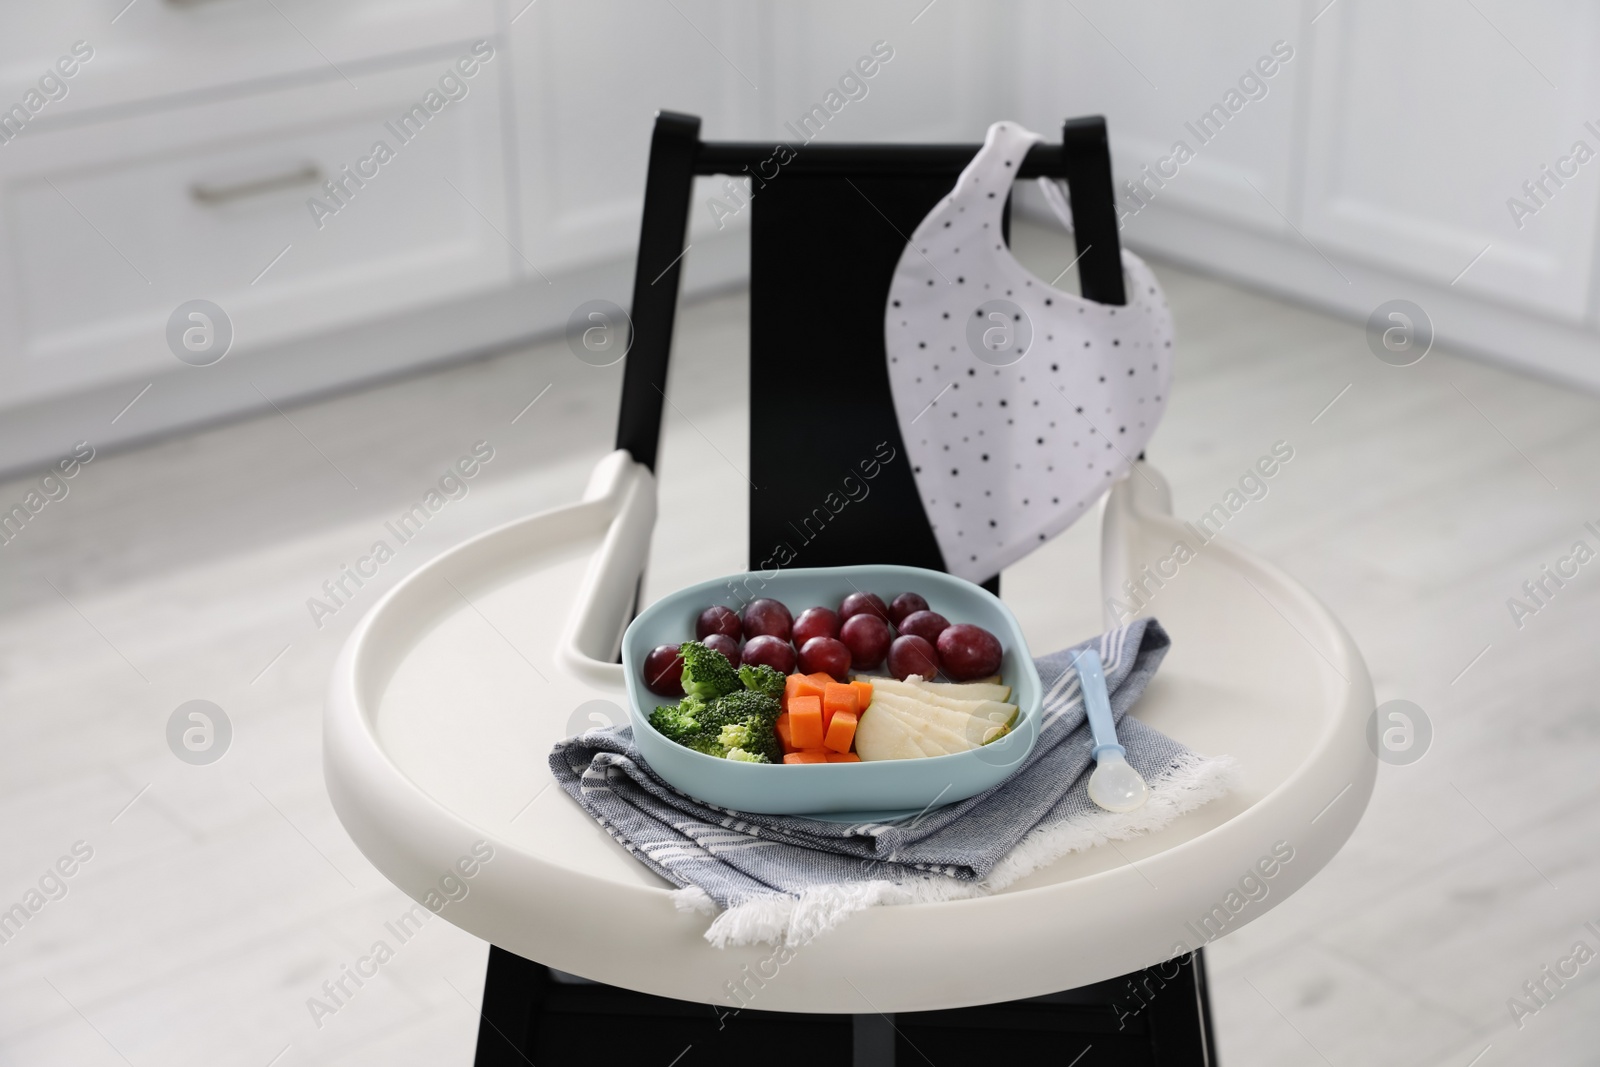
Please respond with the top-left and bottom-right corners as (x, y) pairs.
(620, 564), (1042, 816)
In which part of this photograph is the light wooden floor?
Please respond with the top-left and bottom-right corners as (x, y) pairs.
(2, 220), (1597, 1066)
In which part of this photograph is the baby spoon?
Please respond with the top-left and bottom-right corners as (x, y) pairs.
(1074, 648), (1150, 813)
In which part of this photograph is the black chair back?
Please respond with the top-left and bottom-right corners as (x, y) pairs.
(615, 112), (1127, 586)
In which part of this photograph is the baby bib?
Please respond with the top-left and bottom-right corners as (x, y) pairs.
(884, 120), (1174, 582)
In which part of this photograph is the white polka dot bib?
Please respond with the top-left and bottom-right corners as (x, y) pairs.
(884, 120), (1174, 582)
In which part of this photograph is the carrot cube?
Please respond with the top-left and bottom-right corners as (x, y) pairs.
(824, 752), (860, 763)
(822, 682), (859, 729)
(789, 696), (824, 749)
(784, 673), (826, 712)
(851, 679), (873, 707)
(823, 710), (858, 754)
(775, 712), (794, 752)
(783, 750), (828, 765)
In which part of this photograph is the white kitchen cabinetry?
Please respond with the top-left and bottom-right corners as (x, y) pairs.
(0, 57), (512, 406)
(1013, 0), (1600, 390)
(509, 0), (763, 278)
(1014, 0), (1304, 237)
(0, 0), (496, 120)
(760, 2), (1003, 145)
(1298, 0), (1600, 322)
(2, 1), (1599, 477)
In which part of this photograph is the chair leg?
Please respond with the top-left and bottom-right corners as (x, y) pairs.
(472, 947), (1217, 1065)
(1194, 948), (1220, 1065)
(852, 1013), (896, 1065)
(1136, 949), (1217, 1066)
(473, 945), (542, 1065)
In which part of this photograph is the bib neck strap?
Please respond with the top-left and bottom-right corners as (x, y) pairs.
(952, 122), (1042, 230)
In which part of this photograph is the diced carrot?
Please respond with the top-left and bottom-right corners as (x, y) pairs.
(851, 679), (873, 707)
(825, 682), (859, 712)
(784, 673), (827, 712)
(822, 682), (859, 729)
(824, 752), (860, 763)
(809, 671), (836, 687)
(789, 696), (824, 749)
(783, 750), (828, 765)
(823, 710), (858, 754)
(775, 712), (793, 752)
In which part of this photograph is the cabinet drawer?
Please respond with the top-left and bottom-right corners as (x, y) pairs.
(0, 51), (514, 404)
(0, 2), (496, 121)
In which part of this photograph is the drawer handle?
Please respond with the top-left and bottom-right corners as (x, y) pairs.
(190, 164), (323, 205)
(165, 0), (234, 7)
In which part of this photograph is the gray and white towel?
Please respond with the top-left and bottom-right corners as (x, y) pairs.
(549, 619), (1237, 947)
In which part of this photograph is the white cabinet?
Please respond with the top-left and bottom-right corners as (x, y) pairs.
(509, 0), (763, 277)
(0, 1), (495, 119)
(761, 2), (1001, 144)
(0, 54), (512, 405)
(1008, 0), (1600, 387)
(1299, 0), (1600, 321)
(1014, 0), (1303, 236)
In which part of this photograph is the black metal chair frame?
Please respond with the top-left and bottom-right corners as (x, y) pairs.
(474, 111), (1218, 1066)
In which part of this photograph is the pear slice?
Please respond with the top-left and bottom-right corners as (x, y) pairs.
(870, 706), (947, 758)
(895, 722), (946, 759)
(868, 697), (978, 754)
(872, 692), (1011, 747)
(865, 675), (1012, 704)
(867, 681), (1018, 729)
(872, 695), (991, 749)
(908, 691), (1018, 730)
(853, 702), (935, 761)
(910, 678), (1013, 705)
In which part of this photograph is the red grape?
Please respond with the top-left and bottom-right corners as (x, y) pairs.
(839, 613), (892, 671)
(703, 632), (740, 665)
(797, 636), (851, 681)
(838, 591), (889, 623)
(936, 623), (1003, 681)
(887, 634), (940, 681)
(898, 609), (951, 644)
(695, 604), (742, 641)
(741, 634), (796, 674)
(792, 606), (840, 646)
(741, 598), (793, 641)
(889, 592), (930, 626)
(643, 644), (685, 696)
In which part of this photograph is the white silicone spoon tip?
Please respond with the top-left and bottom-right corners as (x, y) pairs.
(1088, 750), (1150, 813)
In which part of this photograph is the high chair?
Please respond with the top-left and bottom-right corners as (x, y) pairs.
(325, 111), (1375, 1065)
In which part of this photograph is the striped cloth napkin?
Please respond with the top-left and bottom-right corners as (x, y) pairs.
(549, 618), (1236, 947)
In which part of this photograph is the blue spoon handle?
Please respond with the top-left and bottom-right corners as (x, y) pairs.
(1074, 648), (1125, 760)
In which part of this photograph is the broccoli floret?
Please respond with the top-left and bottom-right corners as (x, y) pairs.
(737, 662), (786, 699)
(718, 722), (756, 749)
(648, 700), (701, 741)
(715, 709), (784, 764)
(684, 733), (729, 758)
(656, 674), (782, 762)
(702, 689), (781, 732)
(678, 640), (741, 700)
